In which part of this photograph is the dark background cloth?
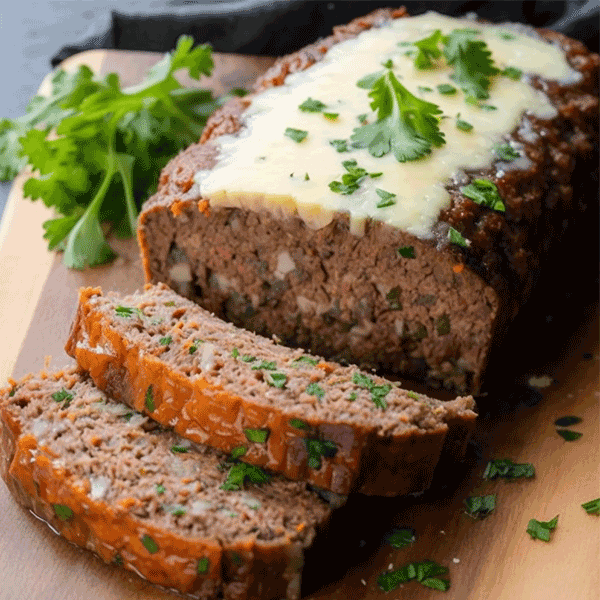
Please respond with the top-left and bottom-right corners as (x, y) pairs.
(52, 0), (600, 67)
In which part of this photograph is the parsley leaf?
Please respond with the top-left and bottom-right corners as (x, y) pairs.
(291, 356), (319, 367)
(243, 428), (270, 443)
(51, 388), (74, 408)
(502, 66), (523, 81)
(447, 226), (470, 247)
(375, 188), (397, 208)
(298, 98), (327, 112)
(145, 385), (155, 412)
(220, 462), (270, 490)
(494, 143), (520, 161)
(483, 459), (535, 480)
(397, 245), (415, 258)
(464, 494), (496, 518)
(305, 382), (325, 400)
(305, 438), (338, 470)
(197, 557), (210, 574)
(456, 116), (473, 132)
(171, 445), (189, 453)
(141, 534), (159, 554)
(378, 560), (450, 592)
(352, 371), (391, 409)
(554, 415), (582, 427)
(437, 83), (457, 95)
(289, 418), (309, 430)
(556, 429), (583, 441)
(329, 159), (369, 195)
(526, 515), (558, 541)
(284, 128), (308, 143)
(251, 360), (277, 371)
(53, 504), (74, 521)
(9, 37), (217, 269)
(351, 70), (445, 163)
(329, 139), (350, 153)
(460, 179), (505, 211)
(412, 29), (444, 69)
(386, 528), (415, 548)
(581, 498), (600, 515)
(229, 446), (247, 460)
(159, 336), (173, 346)
(266, 372), (287, 389)
(444, 29), (500, 100)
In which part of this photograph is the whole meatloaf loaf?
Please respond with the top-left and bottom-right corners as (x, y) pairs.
(138, 8), (599, 393)
(0, 368), (332, 600)
(65, 284), (477, 496)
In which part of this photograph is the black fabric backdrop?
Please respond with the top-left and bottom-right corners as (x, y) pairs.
(51, 0), (600, 67)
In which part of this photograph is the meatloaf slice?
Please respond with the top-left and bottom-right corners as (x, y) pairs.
(0, 368), (332, 600)
(65, 283), (477, 496)
(138, 9), (599, 394)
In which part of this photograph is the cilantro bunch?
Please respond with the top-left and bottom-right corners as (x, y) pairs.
(0, 36), (221, 268)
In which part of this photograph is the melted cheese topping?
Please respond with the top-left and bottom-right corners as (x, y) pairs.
(194, 12), (580, 238)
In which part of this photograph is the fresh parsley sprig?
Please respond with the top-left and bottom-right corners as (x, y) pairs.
(378, 560), (450, 592)
(351, 69), (445, 163)
(2, 36), (219, 269)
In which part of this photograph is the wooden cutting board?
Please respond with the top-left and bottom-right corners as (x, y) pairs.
(0, 49), (597, 600)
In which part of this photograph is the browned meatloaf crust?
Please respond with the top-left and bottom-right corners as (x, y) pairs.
(0, 368), (332, 600)
(138, 7), (599, 393)
(65, 283), (477, 496)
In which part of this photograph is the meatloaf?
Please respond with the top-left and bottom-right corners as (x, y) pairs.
(0, 368), (333, 600)
(65, 283), (477, 496)
(138, 8), (599, 394)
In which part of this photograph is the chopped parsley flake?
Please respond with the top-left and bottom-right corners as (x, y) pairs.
(171, 445), (189, 453)
(188, 339), (203, 354)
(220, 462), (270, 491)
(156, 484), (166, 494)
(197, 557), (210, 574)
(447, 226), (469, 247)
(292, 355), (319, 367)
(397, 245), (415, 259)
(418, 86), (434, 93)
(554, 415), (582, 427)
(159, 336), (172, 345)
(357, 113), (368, 122)
(145, 385), (155, 412)
(500, 32), (516, 40)
(381, 59), (394, 68)
(323, 112), (339, 121)
(352, 371), (391, 409)
(305, 382), (325, 400)
(244, 428), (270, 443)
(241, 354), (256, 363)
(378, 560), (450, 592)
(304, 172), (310, 180)
(231, 347), (239, 358)
(298, 98), (327, 112)
(348, 392), (357, 401)
(483, 459), (535, 480)
(284, 128), (308, 143)
(464, 494), (496, 518)
(251, 360), (277, 371)
(407, 390), (420, 400)
(289, 418), (309, 430)
(164, 301), (176, 307)
(266, 372), (287, 389)
(329, 159), (369, 195)
(165, 504), (187, 516)
(141, 534), (159, 554)
(437, 83), (457, 95)
(115, 305), (143, 318)
(51, 388), (73, 408)
(53, 504), (73, 521)
(329, 139), (350, 153)
(386, 528), (415, 549)
(460, 179), (505, 212)
(526, 515), (558, 541)
(356, 70), (385, 90)
(435, 314), (451, 335)
(351, 70), (445, 162)
(581, 498), (600, 515)
(412, 29), (444, 69)
(230, 446), (247, 460)
(386, 286), (403, 310)
(305, 438), (338, 470)
(502, 66), (522, 80)
(375, 188), (397, 208)
(494, 143), (520, 161)
(556, 429), (583, 441)
(456, 116), (473, 132)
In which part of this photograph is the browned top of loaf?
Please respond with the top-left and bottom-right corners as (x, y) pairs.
(77, 283), (475, 435)
(1, 368), (330, 546)
(143, 8), (599, 301)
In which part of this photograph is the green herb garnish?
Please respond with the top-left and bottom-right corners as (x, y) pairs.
(53, 504), (73, 521)
(386, 286), (402, 310)
(329, 139), (350, 153)
(357, 113), (368, 122)
(171, 445), (189, 453)
(299, 98), (327, 113)
(412, 29), (444, 69)
(115, 305), (143, 318)
(500, 32), (516, 40)
(304, 172), (310, 180)
(554, 416), (582, 427)
(220, 462), (270, 491)
(386, 528), (415, 549)
(289, 418), (309, 430)
(197, 557), (210, 574)
(241, 354), (256, 363)
(231, 347), (239, 358)
(266, 372), (287, 389)
(141, 534), (159, 554)
(381, 59), (394, 69)
(556, 429), (582, 441)
(397, 245), (415, 259)
(305, 382), (325, 400)
(284, 128), (308, 143)
(3, 37), (216, 269)
(156, 484), (166, 495)
(323, 112), (338, 121)
(244, 428), (269, 443)
(352, 372), (391, 409)
(483, 459), (535, 480)
(526, 515), (558, 541)
(348, 392), (357, 401)
(145, 385), (155, 412)
(581, 498), (600, 515)
(351, 70), (445, 162)
(188, 339), (203, 354)
(461, 179), (505, 211)
(435, 314), (451, 335)
(51, 388), (73, 408)
(378, 560), (450, 592)
(502, 66), (522, 80)
(464, 494), (496, 518)
(447, 226), (469, 247)
(494, 143), (520, 161)
(456, 113), (473, 132)
(165, 504), (187, 516)
(437, 83), (457, 95)
(329, 159), (369, 195)
(375, 188), (397, 208)
(305, 438), (338, 470)
(230, 446), (247, 460)
(159, 336), (173, 345)
(251, 360), (277, 371)
(292, 355), (319, 367)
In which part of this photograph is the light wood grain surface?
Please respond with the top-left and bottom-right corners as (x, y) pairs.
(0, 49), (598, 600)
